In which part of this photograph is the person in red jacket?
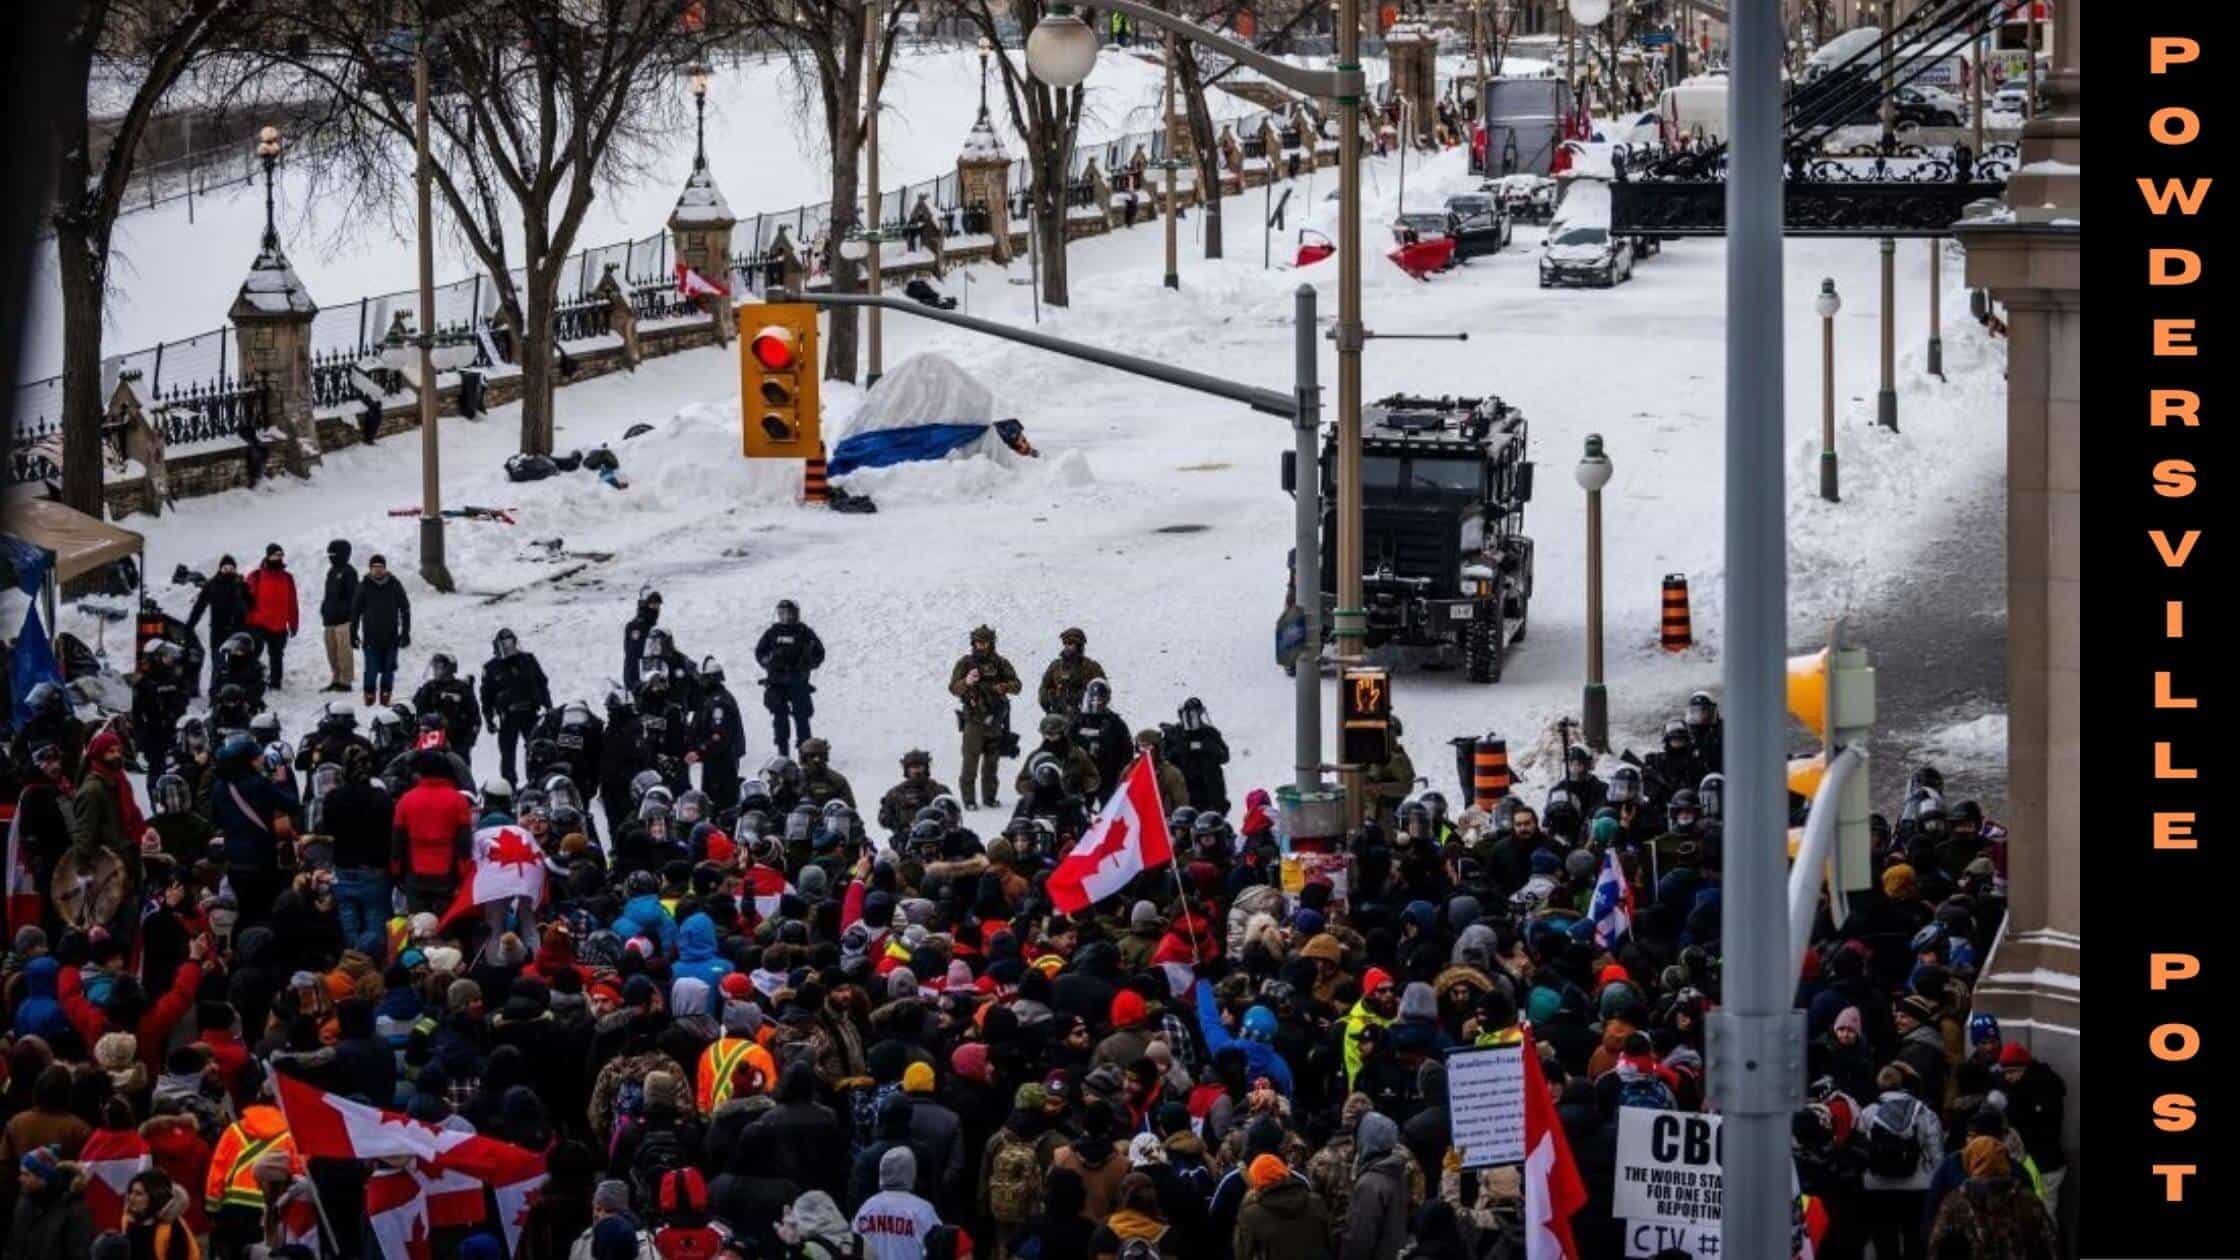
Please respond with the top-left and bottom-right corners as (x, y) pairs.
(243, 542), (300, 692)
(391, 751), (474, 915)
(56, 936), (208, 1075)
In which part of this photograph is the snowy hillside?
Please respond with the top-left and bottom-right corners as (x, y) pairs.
(22, 45), (1259, 383)
(94, 142), (2006, 817)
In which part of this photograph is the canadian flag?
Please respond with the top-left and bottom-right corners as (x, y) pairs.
(676, 261), (729, 298)
(427, 1128), (549, 1257)
(1520, 1028), (1588, 1260)
(4, 798), (40, 938)
(413, 1116), (489, 1230)
(1047, 753), (1173, 914)
(274, 1179), (324, 1254)
(79, 1128), (150, 1233)
(745, 864), (793, 920)
(271, 1070), (442, 1163)
(366, 1166), (434, 1260)
(439, 825), (552, 930)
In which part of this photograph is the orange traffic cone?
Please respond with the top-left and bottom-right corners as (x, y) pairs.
(1472, 737), (1513, 811)
(1661, 573), (1693, 651)
(803, 446), (830, 505)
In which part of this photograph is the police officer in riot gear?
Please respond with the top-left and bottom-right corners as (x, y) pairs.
(690, 656), (748, 810)
(634, 662), (693, 793)
(1644, 719), (1708, 804)
(623, 588), (663, 692)
(878, 749), (954, 837)
(599, 685), (649, 837)
(1684, 690), (1724, 774)
(1070, 679), (1132, 807)
(132, 640), (191, 795)
(214, 631), (268, 713)
(1162, 697), (1231, 813)
(533, 699), (605, 807)
(949, 626), (1021, 810)
(295, 701), (374, 776)
(754, 599), (825, 758)
(480, 628), (553, 785)
(414, 653), (482, 759)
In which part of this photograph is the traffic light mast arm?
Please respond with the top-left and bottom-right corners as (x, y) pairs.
(771, 289), (1298, 419)
(1788, 742), (1868, 963)
(1068, 0), (1363, 102)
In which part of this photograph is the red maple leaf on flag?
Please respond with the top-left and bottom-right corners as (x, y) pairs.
(486, 827), (541, 868)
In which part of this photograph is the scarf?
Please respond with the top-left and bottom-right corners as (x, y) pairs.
(89, 758), (148, 844)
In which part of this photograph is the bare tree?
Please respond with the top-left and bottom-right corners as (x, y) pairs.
(736, 0), (902, 382)
(262, 0), (710, 455)
(959, 0), (1087, 308)
(50, 0), (258, 516)
(1167, 1), (1326, 261)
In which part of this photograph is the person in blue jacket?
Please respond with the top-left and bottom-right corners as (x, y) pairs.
(610, 870), (677, 954)
(10, 957), (70, 1044)
(1194, 978), (1294, 1096)
(672, 912), (732, 990)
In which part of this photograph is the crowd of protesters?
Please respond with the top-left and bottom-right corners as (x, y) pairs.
(0, 552), (2067, 1260)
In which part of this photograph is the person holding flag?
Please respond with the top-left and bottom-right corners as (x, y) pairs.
(1045, 752), (1175, 917)
(1589, 847), (1635, 950)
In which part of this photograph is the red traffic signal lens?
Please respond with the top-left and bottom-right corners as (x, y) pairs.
(750, 326), (798, 371)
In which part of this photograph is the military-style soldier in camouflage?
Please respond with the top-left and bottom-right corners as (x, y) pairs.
(1036, 626), (1107, 716)
(1015, 712), (1102, 801)
(797, 737), (856, 809)
(949, 625), (1022, 809)
(878, 748), (954, 835)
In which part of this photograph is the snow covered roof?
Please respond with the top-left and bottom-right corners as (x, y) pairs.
(229, 237), (317, 320)
(960, 110), (1009, 163)
(670, 162), (737, 228)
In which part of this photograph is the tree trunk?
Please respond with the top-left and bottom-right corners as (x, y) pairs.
(517, 279), (557, 455)
(1176, 49), (1222, 260)
(824, 145), (861, 383)
(1035, 176), (1069, 307)
(54, 219), (108, 515)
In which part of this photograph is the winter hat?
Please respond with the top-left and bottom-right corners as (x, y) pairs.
(18, 1146), (62, 1186)
(409, 913), (441, 941)
(1882, 863), (1919, 900)
(903, 1062), (937, 1094)
(887, 968), (920, 999)
(11, 926), (46, 955)
(1833, 1007), (1863, 1037)
(1447, 897), (1482, 933)
(425, 946), (463, 975)
(645, 1071), (688, 1112)
(721, 1000), (763, 1038)
(1526, 986), (1563, 1025)
(951, 1042), (992, 1084)
(1897, 994), (1939, 1025)
(592, 1180), (632, 1214)
(1014, 1083), (1049, 1110)
(1292, 908), (1326, 937)
(1243, 1006), (1278, 1041)
(1598, 982), (1640, 1020)
(591, 1217), (640, 1260)
(1128, 1132), (1169, 1168)
(1399, 982), (1439, 1021)
(1997, 1042), (2031, 1068)
(1361, 967), (1396, 995)
(94, 1032), (139, 1073)
(797, 866), (830, 900)
(1130, 900), (1162, 930)
(1962, 1135), (2010, 1179)
(1300, 934), (1343, 963)
(720, 973), (755, 1000)
(447, 979), (483, 1013)
(1247, 1153), (1289, 1190)
(1110, 990), (1148, 1029)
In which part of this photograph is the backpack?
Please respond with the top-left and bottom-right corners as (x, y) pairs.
(629, 1125), (692, 1206)
(1865, 1099), (1925, 1179)
(1614, 1073), (1676, 1112)
(986, 1129), (1044, 1226)
(655, 1224), (726, 1260)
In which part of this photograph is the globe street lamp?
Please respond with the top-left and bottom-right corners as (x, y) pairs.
(1026, 0), (1370, 821)
(1567, 0), (1613, 113)
(1575, 434), (1613, 751)
(1816, 277), (1842, 502)
(255, 125), (284, 251)
(688, 64), (710, 171)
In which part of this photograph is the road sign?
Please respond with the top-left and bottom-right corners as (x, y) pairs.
(1643, 29), (1675, 46)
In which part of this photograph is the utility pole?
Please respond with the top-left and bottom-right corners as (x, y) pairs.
(414, 23), (452, 593)
(1336, 0), (1368, 827)
(1713, 0), (1800, 1258)
(1878, 236), (1897, 428)
(1293, 284), (1323, 794)
(1164, 29), (1179, 289)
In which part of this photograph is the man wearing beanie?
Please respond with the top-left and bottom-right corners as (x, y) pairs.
(901, 1060), (966, 1221)
(9, 1145), (92, 1257)
(1233, 1151), (1327, 1260)
(1926, 1132), (2060, 1258)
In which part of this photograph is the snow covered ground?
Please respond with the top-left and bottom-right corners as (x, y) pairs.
(88, 139), (2009, 820)
(21, 45), (1260, 383)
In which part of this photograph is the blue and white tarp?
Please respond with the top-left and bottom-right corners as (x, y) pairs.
(826, 353), (1026, 479)
(0, 534), (62, 731)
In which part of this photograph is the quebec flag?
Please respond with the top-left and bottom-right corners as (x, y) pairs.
(1589, 848), (1634, 949)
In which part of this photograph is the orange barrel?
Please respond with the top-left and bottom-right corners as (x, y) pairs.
(1660, 573), (1693, 651)
(1472, 737), (1512, 811)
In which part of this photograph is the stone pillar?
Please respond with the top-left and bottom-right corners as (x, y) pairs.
(106, 370), (167, 510)
(594, 265), (642, 369)
(1385, 20), (1440, 147)
(669, 162), (738, 345)
(228, 236), (320, 478)
(1085, 158), (1115, 228)
(1954, 0), (2080, 1229)
(957, 110), (1015, 263)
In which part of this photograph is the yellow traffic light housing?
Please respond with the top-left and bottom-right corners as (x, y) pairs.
(1786, 631), (1877, 894)
(738, 303), (821, 457)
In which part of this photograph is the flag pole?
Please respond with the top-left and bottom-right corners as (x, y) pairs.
(1143, 750), (1203, 960)
(264, 1059), (344, 1258)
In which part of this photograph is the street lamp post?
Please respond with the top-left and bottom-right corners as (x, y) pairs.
(1163, 30), (1180, 289)
(1877, 236), (1897, 430)
(255, 125), (283, 250)
(1569, 0), (1610, 116)
(412, 25), (452, 592)
(1926, 238), (1943, 378)
(1025, 0), (1368, 817)
(1575, 435), (1612, 751)
(1817, 276), (1842, 501)
(864, 0), (885, 385)
(689, 63), (710, 171)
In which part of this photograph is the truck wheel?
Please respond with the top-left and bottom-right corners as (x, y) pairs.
(1510, 605), (1529, 644)
(1464, 611), (1503, 684)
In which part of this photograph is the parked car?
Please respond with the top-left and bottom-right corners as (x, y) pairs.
(1538, 179), (1634, 288)
(1442, 193), (1513, 259)
(1992, 76), (2044, 115)
(1892, 84), (1966, 127)
(1489, 174), (1558, 225)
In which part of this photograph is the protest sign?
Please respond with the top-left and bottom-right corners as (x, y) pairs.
(1445, 1043), (1526, 1167)
(1615, 1108), (1725, 1227)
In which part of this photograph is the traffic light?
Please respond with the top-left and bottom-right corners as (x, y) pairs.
(1340, 666), (1392, 768)
(1786, 637), (1877, 891)
(738, 302), (821, 458)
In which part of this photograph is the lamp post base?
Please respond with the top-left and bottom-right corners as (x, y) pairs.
(1820, 451), (1839, 502)
(1582, 681), (1608, 752)
(1164, 272), (1178, 289)
(866, 371), (883, 388)
(1927, 335), (1943, 379)
(419, 516), (454, 593)
(1877, 389), (1898, 431)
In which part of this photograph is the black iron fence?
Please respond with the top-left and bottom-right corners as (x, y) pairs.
(153, 380), (268, 447)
